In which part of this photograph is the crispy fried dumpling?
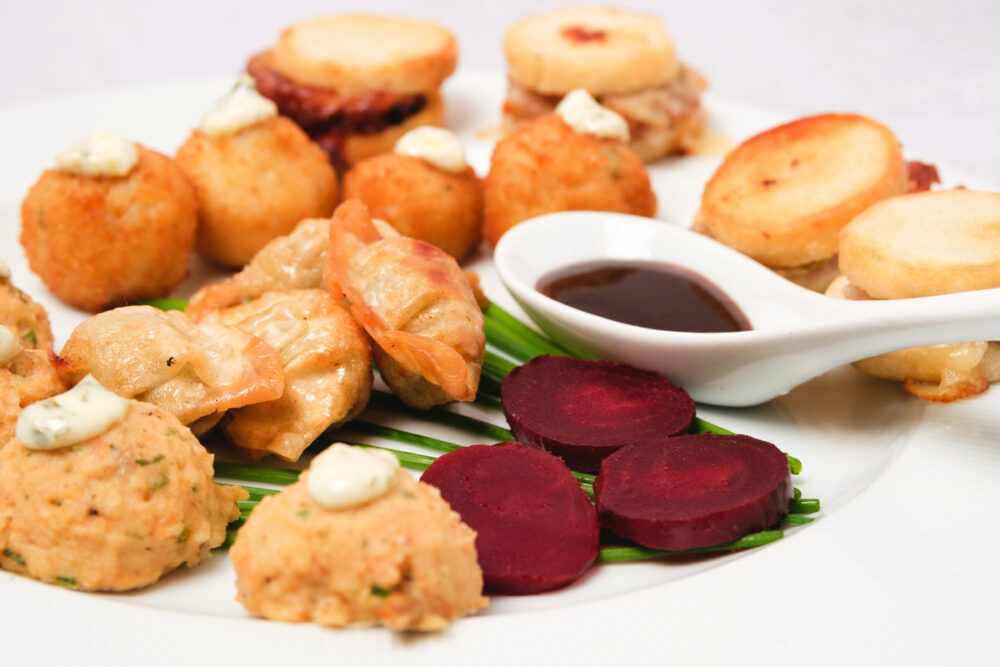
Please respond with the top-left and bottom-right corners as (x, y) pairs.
(187, 217), (330, 319)
(214, 290), (373, 461)
(56, 305), (284, 425)
(323, 200), (485, 408)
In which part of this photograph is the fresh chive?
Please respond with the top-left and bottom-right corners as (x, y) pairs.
(177, 526), (190, 543)
(784, 514), (815, 525)
(350, 443), (438, 472)
(2, 548), (26, 566)
(691, 418), (735, 435)
(794, 487), (802, 500)
(135, 454), (165, 466)
(483, 303), (572, 358)
(151, 474), (170, 489)
(349, 421), (462, 454)
(214, 462), (300, 485)
(597, 530), (784, 563)
(221, 530), (237, 549)
(56, 576), (77, 587)
(22, 329), (37, 345)
(787, 455), (803, 475)
(370, 584), (392, 598)
(139, 298), (189, 312)
(370, 390), (514, 441)
(217, 483), (281, 502)
(483, 349), (517, 376)
(792, 498), (821, 514)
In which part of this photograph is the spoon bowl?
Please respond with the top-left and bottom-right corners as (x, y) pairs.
(493, 212), (1000, 406)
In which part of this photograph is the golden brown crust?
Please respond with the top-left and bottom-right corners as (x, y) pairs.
(272, 14), (457, 94)
(697, 113), (907, 268)
(838, 190), (1000, 299)
(504, 7), (678, 95)
(175, 116), (338, 268)
(343, 153), (483, 261)
(483, 114), (656, 245)
(19, 145), (198, 312)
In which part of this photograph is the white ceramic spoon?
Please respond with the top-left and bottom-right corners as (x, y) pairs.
(493, 211), (1000, 407)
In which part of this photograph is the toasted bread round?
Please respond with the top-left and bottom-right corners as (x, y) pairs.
(338, 90), (445, 167)
(697, 113), (907, 268)
(273, 14), (457, 94)
(839, 190), (1000, 299)
(504, 7), (678, 96)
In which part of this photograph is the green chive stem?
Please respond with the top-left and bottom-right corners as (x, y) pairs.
(791, 498), (821, 514)
(483, 303), (571, 357)
(597, 530), (784, 563)
(139, 297), (189, 312)
(214, 462), (300, 485)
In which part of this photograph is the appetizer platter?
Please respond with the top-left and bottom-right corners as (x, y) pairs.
(1, 9), (999, 664)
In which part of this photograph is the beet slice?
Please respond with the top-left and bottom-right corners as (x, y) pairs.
(420, 442), (599, 595)
(594, 434), (793, 551)
(501, 355), (695, 473)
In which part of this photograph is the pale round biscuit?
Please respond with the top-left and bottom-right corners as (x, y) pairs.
(338, 90), (445, 167)
(504, 7), (678, 95)
(839, 190), (1000, 299)
(697, 113), (907, 268)
(273, 14), (457, 94)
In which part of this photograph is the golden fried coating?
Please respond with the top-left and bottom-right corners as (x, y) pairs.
(176, 116), (339, 268)
(483, 114), (656, 245)
(0, 277), (54, 351)
(215, 290), (373, 461)
(343, 153), (483, 261)
(0, 401), (245, 591)
(20, 145), (198, 312)
(231, 470), (486, 630)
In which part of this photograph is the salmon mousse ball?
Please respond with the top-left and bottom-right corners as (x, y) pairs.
(176, 76), (339, 268)
(343, 127), (483, 262)
(0, 376), (246, 591)
(483, 90), (656, 245)
(231, 444), (487, 631)
(20, 130), (198, 312)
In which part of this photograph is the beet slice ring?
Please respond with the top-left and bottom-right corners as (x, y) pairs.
(594, 434), (793, 551)
(501, 355), (695, 473)
(420, 442), (599, 595)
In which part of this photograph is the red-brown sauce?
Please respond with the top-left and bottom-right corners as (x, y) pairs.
(537, 259), (751, 333)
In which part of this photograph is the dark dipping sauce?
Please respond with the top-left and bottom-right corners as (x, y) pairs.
(537, 259), (751, 333)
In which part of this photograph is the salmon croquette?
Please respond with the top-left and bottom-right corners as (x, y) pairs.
(343, 129), (483, 262)
(0, 390), (245, 591)
(483, 110), (656, 245)
(20, 135), (198, 312)
(231, 447), (486, 631)
(176, 78), (339, 267)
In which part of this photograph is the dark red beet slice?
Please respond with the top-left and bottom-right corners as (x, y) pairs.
(420, 442), (599, 595)
(594, 434), (793, 551)
(501, 355), (695, 473)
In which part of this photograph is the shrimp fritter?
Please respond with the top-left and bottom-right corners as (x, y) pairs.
(176, 116), (339, 268)
(483, 113), (656, 245)
(20, 145), (198, 312)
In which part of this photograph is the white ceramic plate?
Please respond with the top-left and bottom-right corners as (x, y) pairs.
(1, 71), (997, 664)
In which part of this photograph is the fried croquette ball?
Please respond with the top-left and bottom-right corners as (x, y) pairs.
(231, 469), (486, 630)
(0, 274), (55, 352)
(176, 115), (339, 268)
(20, 144), (198, 312)
(0, 400), (245, 591)
(343, 153), (483, 261)
(483, 113), (656, 245)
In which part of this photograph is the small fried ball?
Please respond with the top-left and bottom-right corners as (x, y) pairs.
(343, 153), (483, 261)
(231, 470), (486, 630)
(176, 116), (339, 268)
(0, 400), (245, 591)
(20, 145), (198, 312)
(483, 114), (656, 245)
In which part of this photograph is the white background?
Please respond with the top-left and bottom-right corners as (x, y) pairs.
(2, 0), (998, 182)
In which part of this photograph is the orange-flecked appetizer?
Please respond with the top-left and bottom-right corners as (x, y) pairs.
(343, 127), (483, 262)
(176, 76), (339, 268)
(484, 90), (656, 245)
(325, 200), (485, 408)
(0, 376), (245, 591)
(20, 130), (198, 311)
(231, 443), (486, 630)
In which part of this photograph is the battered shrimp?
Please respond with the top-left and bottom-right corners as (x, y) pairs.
(324, 200), (485, 408)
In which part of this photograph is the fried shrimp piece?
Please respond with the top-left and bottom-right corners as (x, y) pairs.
(0, 400), (245, 591)
(20, 144), (198, 312)
(56, 306), (284, 425)
(324, 200), (485, 408)
(215, 290), (373, 461)
(176, 115), (339, 268)
(186, 217), (330, 319)
(231, 469), (486, 630)
(483, 113), (656, 245)
(342, 152), (483, 262)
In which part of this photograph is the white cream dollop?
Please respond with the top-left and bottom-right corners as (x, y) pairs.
(394, 126), (468, 173)
(201, 74), (278, 138)
(0, 258), (10, 280)
(555, 89), (631, 142)
(0, 326), (22, 365)
(16, 375), (130, 450)
(55, 130), (139, 177)
(306, 443), (400, 509)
